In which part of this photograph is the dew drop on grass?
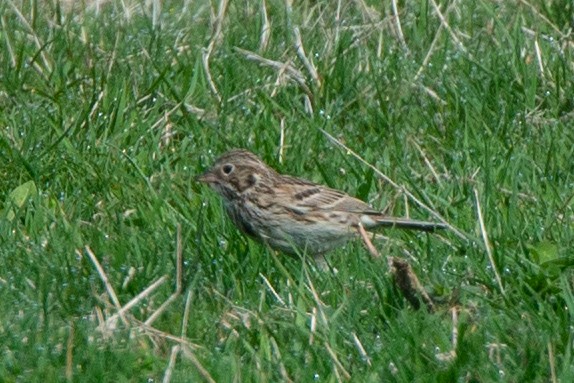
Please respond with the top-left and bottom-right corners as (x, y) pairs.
(319, 109), (331, 120)
(373, 334), (383, 352)
(388, 361), (398, 375)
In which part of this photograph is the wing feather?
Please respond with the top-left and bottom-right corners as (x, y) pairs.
(276, 175), (377, 214)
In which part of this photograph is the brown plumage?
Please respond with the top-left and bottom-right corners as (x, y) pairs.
(197, 149), (446, 256)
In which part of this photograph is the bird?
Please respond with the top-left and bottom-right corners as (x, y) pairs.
(197, 149), (446, 257)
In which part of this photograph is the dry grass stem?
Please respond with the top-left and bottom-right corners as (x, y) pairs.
(136, 321), (200, 349)
(234, 47), (313, 101)
(390, 0), (409, 53)
(292, 26), (321, 88)
(325, 342), (352, 380)
(84, 246), (129, 326)
(144, 225), (184, 325)
(175, 224), (183, 294)
(181, 345), (217, 383)
(137, 280), (180, 327)
(151, 0), (161, 28)
(474, 188), (505, 296)
(534, 38), (545, 78)
(279, 118), (286, 164)
(353, 0), (379, 23)
(304, 268), (329, 325)
(260, 273), (286, 306)
(66, 322), (74, 382)
(7, 0), (52, 74)
(334, 0), (342, 48)
(352, 332), (372, 366)
(203, 0), (229, 102)
(309, 307), (317, 345)
(518, 0), (567, 39)
(181, 290), (194, 338)
(104, 275), (168, 328)
(270, 336), (293, 383)
(162, 345), (180, 383)
(259, 0), (271, 51)
(320, 128), (467, 240)
(413, 0), (459, 82)
(548, 341), (557, 383)
(429, 0), (469, 57)
(419, 84), (447, 105)
(1, 16), (16, 67)
(436, 307), (459, 362)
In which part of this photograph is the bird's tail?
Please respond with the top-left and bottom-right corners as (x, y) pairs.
(371, 217), (447, 232)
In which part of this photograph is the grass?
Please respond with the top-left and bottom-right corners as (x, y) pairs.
(1, 0), (574, 381)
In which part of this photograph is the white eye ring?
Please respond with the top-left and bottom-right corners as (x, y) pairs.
(222, 164), (234, 175)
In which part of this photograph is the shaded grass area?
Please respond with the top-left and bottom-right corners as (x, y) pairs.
(1, 0), (574, 381)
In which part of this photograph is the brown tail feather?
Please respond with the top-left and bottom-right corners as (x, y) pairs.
(373, 217), (447, 232)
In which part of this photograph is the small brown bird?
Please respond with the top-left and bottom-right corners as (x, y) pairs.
(197, 149), (446, 256)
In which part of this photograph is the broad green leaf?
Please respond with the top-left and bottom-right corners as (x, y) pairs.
(527, 241), (559, 265)
(3, 181), (37, 221)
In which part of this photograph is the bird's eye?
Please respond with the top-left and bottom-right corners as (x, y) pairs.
(222, 164), (234, 175)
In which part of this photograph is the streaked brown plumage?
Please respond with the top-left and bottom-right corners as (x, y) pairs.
(197, 149), (446, 256)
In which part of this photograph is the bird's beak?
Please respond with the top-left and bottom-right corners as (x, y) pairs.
(196, 170), (216, 184)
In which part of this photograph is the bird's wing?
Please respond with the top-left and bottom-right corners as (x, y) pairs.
(277, 176), (377, 214)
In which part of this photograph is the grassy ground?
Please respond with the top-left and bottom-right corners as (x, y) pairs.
(1, 0), (574, 381)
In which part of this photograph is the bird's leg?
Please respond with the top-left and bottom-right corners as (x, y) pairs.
(357, 223), (381, 258)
